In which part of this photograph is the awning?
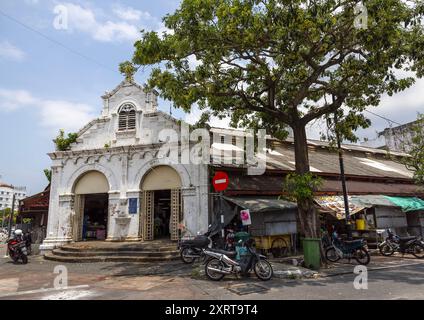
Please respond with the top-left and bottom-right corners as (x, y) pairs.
(384, 196), (424, 212)
(315, 195), (424, 220)
(348, 195), (396, 208)
(223, 196), (297, 213)
(315, 196), (365, 220)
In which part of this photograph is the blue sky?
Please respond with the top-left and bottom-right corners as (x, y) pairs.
(0, 0), (186, 194)
(0, 0), (423, 195)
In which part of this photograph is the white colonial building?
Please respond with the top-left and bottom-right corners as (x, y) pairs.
(40, 79), (209, 252)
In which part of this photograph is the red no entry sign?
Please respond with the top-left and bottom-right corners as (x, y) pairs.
(212, 171), (229, 192)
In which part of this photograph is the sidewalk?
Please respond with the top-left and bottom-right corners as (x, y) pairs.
(0, 244), (6, 257)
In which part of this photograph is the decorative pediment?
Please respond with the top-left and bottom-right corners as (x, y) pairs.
(101, 79), (158, 100)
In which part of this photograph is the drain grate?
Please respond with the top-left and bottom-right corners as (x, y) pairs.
(227, 283), (269, 295)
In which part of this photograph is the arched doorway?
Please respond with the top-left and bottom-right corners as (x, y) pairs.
(73, 171), (109, 241)
(140, 166), (182, 241)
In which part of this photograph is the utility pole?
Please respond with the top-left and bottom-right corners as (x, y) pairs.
(0, 175), (3, 228)
(4, 193), (15, 258)
(1, 208), (5, 229)
(7, 193), (16, 239)
(334, 112), (352, 239)
(220, 191), (225, 240)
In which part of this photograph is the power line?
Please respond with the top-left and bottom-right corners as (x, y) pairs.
(0, 9), (117, 74)
(364, 109), (402, 126)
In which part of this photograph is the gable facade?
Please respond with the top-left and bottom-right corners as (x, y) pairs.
(40, 80), (209, 252)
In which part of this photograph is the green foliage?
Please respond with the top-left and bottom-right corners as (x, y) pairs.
(119, 61), (137, 82)
(128, 0), (423, 142)
(0, 208), (16, 226)
(283, 173), (323, 202)
(43, 169), (52, 183)
(190, 111), (211, 130)
(125, 0), (424, 237)
(53, 129), (78, 151)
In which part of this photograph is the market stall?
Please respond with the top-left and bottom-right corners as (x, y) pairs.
(315, 195), (424, 247)
(221, 196), (298, 257)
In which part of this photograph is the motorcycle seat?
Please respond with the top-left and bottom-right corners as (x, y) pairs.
(399, 236), (416, 242)
(343, 239), (363, 245)
(343, 239), (363, 247)
(211, 249), (237, 258)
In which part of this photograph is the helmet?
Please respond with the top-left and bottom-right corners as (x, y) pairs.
(14, 229), (23, 236)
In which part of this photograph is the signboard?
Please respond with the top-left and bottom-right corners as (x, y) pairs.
(128, 198), (138, 214)
(212, 171), (229, 192)
(240, 209), (251, 226)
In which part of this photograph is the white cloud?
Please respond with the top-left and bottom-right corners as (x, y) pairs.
(112, 4), (151, 22)
(0, 89), (36, 111)
(0, 41), (26, 62)
(54, 2), (142, 42)
(0, 88), (96, 133)
(39, 100), (96, 132)
(185, 105), (231, 128)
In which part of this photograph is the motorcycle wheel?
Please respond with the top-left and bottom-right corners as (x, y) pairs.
(21, 255), (28, 264)
(379, 243), (395, 256)
(411, 243), (424, 259)
(254, 259), (273, 281)
(325, 247), (341, 262)
(354, 248), (370, 265)
(10, 253), (19, 263)
(205, 259), (225, 281)
(180, 248), (196, 264)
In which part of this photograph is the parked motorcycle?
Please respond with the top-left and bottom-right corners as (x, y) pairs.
(203, 239), (273, 281)
(379, 229), (424, 258)
(325, 231), (370, 265)
(178, 227), (212, 264)
(7, 229), (28, 264)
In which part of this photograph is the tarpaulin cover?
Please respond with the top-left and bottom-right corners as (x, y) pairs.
(349, 195), (396, 208)
(384, 196), (424, 212)
(314, 196), (365, 220)
(222, 196), (297, 212)
(315, 195), (424, 219)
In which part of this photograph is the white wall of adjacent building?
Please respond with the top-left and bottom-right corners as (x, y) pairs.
(0, 184), (27, 210)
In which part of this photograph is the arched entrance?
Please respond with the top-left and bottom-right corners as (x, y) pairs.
(73, 171), (109, 241)
(140, 166), (182, 241)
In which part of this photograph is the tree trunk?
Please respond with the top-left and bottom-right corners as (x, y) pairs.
(291, 123), (320, 239)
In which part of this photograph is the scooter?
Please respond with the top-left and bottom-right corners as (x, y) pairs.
(178, 226), (213, 264)
(325, 231), (370, 265)
(379, 229), (424, 258)
(203, 239), (273, 281)
(7, 229), (28, 264)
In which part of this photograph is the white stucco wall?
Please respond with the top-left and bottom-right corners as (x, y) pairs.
(40, 80), (209, 252)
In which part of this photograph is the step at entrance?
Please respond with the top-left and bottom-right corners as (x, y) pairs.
(44, 240), (179, 263)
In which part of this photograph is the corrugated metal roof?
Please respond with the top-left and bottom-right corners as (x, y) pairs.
(222, 174), (421, 197)
(210, 140), (413, 179)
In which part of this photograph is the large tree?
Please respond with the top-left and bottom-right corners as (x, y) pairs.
(126, 0), (424, 238)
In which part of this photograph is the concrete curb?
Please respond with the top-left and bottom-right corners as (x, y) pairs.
(319, 261), (423, 277)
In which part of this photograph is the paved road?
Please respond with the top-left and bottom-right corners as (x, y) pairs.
(0, 254), (423, 300)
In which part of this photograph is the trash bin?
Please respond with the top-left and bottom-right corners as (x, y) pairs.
(302, 238), (321, 270)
